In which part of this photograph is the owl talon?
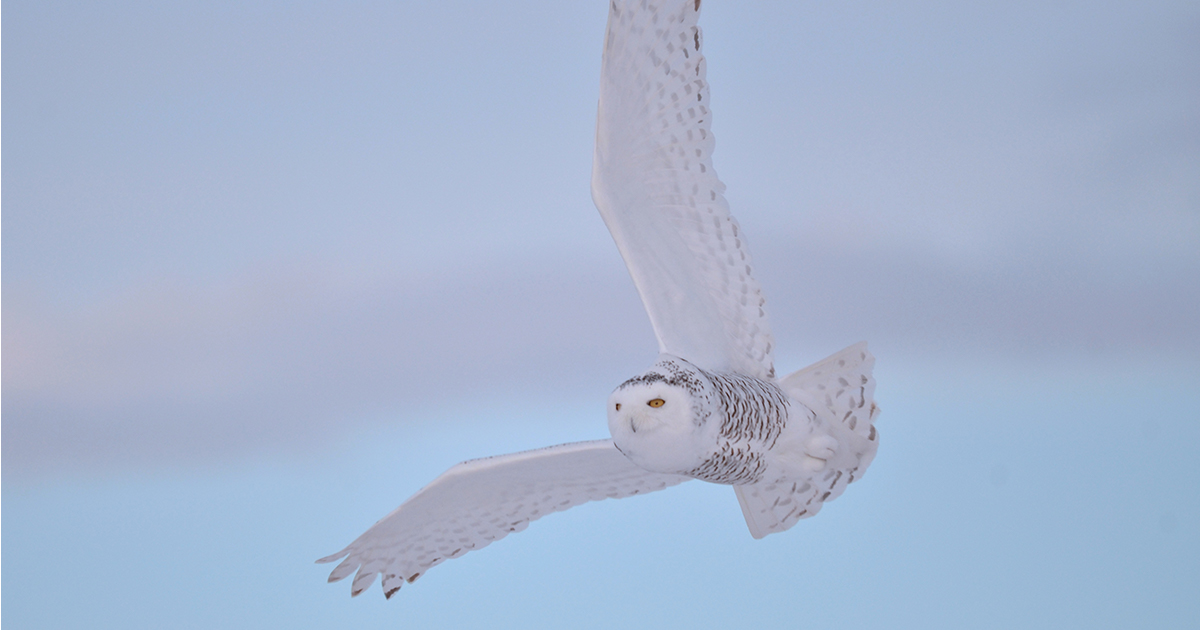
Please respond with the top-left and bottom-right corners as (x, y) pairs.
(802, 455), (827, 472)
(805, 435), (838, 460)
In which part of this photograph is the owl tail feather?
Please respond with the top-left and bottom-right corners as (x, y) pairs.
(779, 341), (879, 444)
(734, 342), (880, 539)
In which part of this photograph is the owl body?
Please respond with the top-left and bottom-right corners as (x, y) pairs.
(607, 350), (877, 498)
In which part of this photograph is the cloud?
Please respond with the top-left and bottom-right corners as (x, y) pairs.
(1, 259), (656, 479)
(4, 0), (1197, 479)
(5, 230), (1197, 480)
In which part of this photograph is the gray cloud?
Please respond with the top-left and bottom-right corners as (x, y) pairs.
(5, 234), (1196, 480)
(4, 0), (1197, 479)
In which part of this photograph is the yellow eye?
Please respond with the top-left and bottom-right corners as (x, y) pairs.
(647, 398), (665, 408)
(615, 403), (621, 411)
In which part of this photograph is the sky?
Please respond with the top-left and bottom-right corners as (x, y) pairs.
(3, 1), (1199, 628)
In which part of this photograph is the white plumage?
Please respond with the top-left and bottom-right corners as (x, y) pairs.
(318, 441), (688, 598)
(320, 0), (879, 597)
(592, 0), (774, 380)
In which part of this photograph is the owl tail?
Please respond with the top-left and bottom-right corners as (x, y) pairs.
(734, 342), (880, 539)
(778, 341), (879, 444)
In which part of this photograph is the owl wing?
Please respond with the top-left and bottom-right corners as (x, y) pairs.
(592, 0), (775, 380)
(317, 439), (689, 598)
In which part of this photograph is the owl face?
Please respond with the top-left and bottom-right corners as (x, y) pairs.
(607, 355), (714, 475)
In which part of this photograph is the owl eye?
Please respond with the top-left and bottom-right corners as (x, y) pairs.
(647, 398), (665, 408)
(615, 403), (621, 411)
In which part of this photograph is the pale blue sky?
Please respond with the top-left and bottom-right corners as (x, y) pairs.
(4, 1), (1198, 627)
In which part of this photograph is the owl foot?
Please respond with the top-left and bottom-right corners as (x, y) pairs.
(802, 435), (839, 471)
(806, 435), (838, 459)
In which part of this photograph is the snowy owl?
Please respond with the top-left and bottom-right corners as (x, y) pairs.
(319, 0), (879, 599)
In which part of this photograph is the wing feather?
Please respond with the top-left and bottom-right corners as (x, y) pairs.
(318, 439), (688, 598)
(593, 0), (775, 379)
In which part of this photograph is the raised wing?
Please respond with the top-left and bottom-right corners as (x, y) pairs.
(318, 439), (689, 598)
(592, 0), (775, 379)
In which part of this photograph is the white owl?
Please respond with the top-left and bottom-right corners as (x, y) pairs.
(319, 0), (879, 599)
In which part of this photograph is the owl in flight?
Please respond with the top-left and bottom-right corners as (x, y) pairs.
(319, 0), (879, 599)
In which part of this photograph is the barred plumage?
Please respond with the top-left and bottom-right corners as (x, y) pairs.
(708, 371), (787, 446)
(687, 441), (766, 485)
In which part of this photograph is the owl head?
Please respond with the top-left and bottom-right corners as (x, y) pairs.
(607, 355), (717, 475)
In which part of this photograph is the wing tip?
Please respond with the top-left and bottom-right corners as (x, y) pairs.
(315, 550), (348, 565)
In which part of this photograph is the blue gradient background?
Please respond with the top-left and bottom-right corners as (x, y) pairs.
(4, 1), (1198, 628)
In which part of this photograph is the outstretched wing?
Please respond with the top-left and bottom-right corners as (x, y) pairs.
(592, 0), (775, 380)
(318, 439), (688, 598)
